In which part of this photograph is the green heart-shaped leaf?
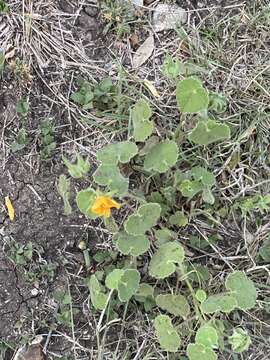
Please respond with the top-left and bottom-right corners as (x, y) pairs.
(144, 140), (178, 173)
(195, 289), (207, 303)
(149, 242), (185, 279)
(118, 269), (140, 302)
(132, 99), (153, 142)
(105, 269), (125, 290)
(97, 141), (138, 164)
(189, 119), (230, 145)
(190, 167), (216, 186)
(179, 180), (204, 199)
(155, 228), (175, 246)
(156, 294), (190, 318)
(169, 211), (188, 227)
(225, 271), (257, 310)
(187, 343), (217, 360)
(124, 203), (161, 235)
(88, 275), (108, 310)
(154, 315), (181, 353)
(93, 164), (129, 197)
(176, 78), (209, 113)
(135, 283), (154, 302)
(195, 324), (219, 349)
(76, 187), (97, 218)
(201, 294), (237, 314)
(115, 231), (150, 256)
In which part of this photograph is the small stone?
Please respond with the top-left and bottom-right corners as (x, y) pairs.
(31, 288), (39, 296)
(152, 4), (187, 32)
(84, 6), (99, 17)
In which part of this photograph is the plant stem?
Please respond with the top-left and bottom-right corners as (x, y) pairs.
(178, 265), (205, 324)
(174, 113), (184, 141)
(83, 249), (91, 269)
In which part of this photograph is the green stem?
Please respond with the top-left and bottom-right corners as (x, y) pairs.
(174, 113), (184, 141)
(178, 265), (205, 324)
(83, 249), (91, 269)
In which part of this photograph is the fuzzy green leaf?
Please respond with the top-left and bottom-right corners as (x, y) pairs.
(88, 275), (108, 310)
(149, 242), (185, 279)
(201, 294), (237, 314)
(118, 269), (140, 302)
(225, 271), (257, 310)
(93, 164), (129, 197)
(155, 228), (175, 246)
(188, 264), (211, 283)
(115, 231), (150, 256)
(169, 211), (188, 227)
(62, 153), (90, 178)
(195, 289), (207, 303)
(132, 99), (153, 142)
(195, 324), (219, 349)
(97, 141), (138, 164)
(76, 188), (97, 218)
(105, 269), (125, 290)
(176, 78), (209, 113)
(208, 92), (227, 113)
(156, 294), (190, 318)
(144, 140), (178, 173)
(228, 328), (251, 354)
(187, 344), (217, 360)
(57, 174), (72, 215)
(124, 203), (161, 235)
(202, 188), (215, 204)
(179, 180), (204, 199)
(190, 167), (216, 186)
(154, 315), (181, 353)
(189, 119), (230, 145)
(162, 55), (181, 79)
(135, 283), (154, 302)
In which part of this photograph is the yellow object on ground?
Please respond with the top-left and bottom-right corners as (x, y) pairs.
(5, 196), (15, 221)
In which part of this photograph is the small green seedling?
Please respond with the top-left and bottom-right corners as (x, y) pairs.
(71, 78), (117, 111)
(228, 328), (251, 353)
(177, 166), (216, 204)
(71, 80), (94, 110)
(8, 241), (33, 266)
(16, 98), (29, 117)
(10, 128), (29, 152)
(101, 0), (134, 38)
(62, 153), (90, 179)
(162, 55), (182, 79)
(40, 119), (56, 159)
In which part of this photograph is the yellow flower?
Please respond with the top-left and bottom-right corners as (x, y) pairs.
(5, 196), (15, 221)
(91, 195), (120, 218)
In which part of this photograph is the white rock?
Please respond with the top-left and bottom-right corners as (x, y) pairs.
(152, 4), (187, 32)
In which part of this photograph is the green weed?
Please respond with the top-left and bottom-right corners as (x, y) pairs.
(59, 72), (259, 358)
(10, 127), (29, 152)
(101, 0), (135, 38)
(40, 119), (56, 160)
